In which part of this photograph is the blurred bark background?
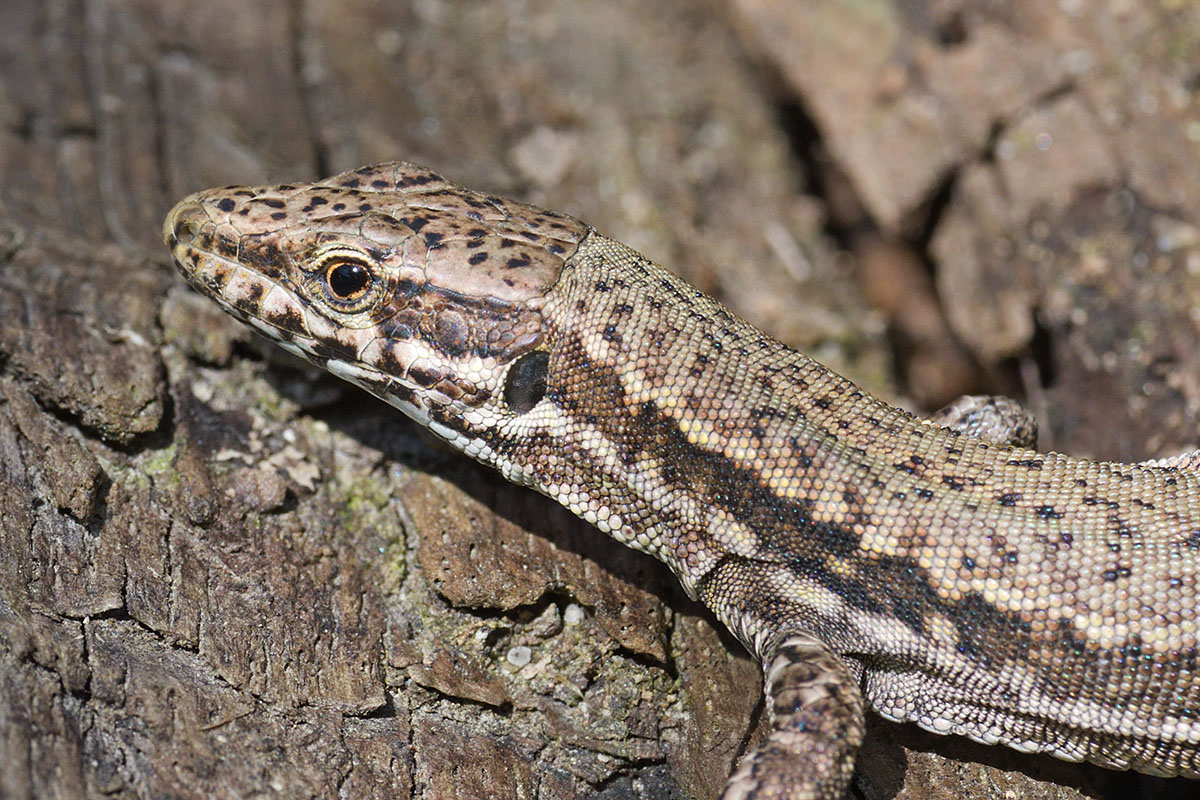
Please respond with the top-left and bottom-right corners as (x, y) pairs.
(1, 1), (1197, 798)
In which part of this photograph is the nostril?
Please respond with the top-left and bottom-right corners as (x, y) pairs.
(163, 201), (207, 248)
(176, 218), (199, 244)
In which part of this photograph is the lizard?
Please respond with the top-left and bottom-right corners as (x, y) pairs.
(163, 161), (1200, 799)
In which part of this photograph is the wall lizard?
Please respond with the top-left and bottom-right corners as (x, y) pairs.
(164, 161), (1200, 799)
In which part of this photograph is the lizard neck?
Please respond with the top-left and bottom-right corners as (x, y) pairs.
(510, 231), (908, 598)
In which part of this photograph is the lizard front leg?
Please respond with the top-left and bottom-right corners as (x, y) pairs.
(715, 392), (1053, 800)
(699, 555), (870, 800)
(723, 631), (866, 800)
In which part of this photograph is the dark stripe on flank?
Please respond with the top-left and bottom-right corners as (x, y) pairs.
(550, 334), (862, 562)
(540, 333), (1130, 663)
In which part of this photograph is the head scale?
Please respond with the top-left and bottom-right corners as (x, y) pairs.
(164, 161), (590, 447)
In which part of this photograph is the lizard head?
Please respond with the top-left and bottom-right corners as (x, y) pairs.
(164, 161), (590, 461)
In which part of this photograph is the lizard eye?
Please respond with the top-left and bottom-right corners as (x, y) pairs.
(504, 351), (550, 413)
(310, 247), (381, 313)
(324, 260), (371, 302)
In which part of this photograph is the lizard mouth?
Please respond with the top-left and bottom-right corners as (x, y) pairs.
(165, 196), (410, 397)
(165, 198), (306, 339)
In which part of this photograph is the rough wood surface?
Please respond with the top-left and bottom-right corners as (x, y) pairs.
(0, 1), (1196, 799)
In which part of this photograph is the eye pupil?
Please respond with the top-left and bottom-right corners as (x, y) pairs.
(327, 261), (370, 300)
(503, 351), (550, 413)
